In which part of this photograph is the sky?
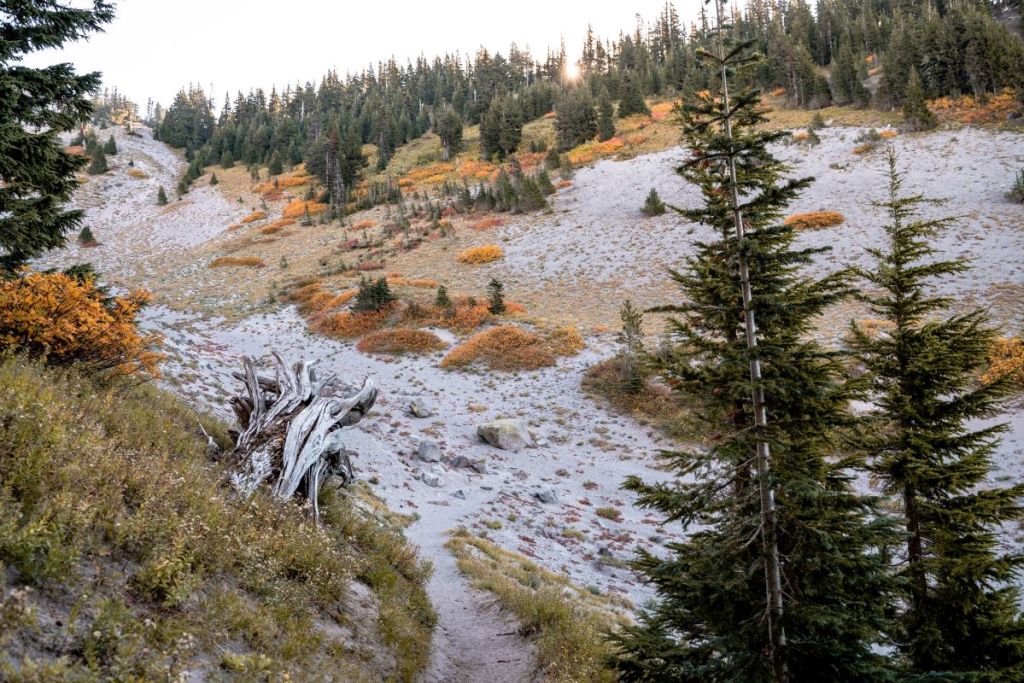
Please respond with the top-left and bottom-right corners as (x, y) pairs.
(25, 0), (697, 112)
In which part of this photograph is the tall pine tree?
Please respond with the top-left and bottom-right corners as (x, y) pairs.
(612, 3), (898, 680)
(0, 1), (114, 271)
(850, 149), (1024, 681)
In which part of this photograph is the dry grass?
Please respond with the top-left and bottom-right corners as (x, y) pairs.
(356, 328), (447, 355)
(0, 358), (434, 681)
(209, 256), (265, 268)
(783, 211), (846, 231)
(386, 277), (439, 289)
(457, 245), (504, 265)
(126, 168), (149, 179)
(446, 529), (628, 683)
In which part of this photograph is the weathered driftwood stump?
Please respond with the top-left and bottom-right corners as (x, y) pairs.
(228, 352), (377, 520)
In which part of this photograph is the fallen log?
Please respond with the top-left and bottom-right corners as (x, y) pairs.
(228, 351), (377, 521)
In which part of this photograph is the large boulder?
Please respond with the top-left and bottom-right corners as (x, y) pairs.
(477, 419), (534, 451)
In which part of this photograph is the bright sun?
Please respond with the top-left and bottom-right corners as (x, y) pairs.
(565, 62), (580, 81)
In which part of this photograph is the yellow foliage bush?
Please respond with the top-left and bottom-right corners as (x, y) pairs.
(441, 325), (555, 371)
(0, 270), (162, 378)
(240, 210), (267, 224)
(282, 199), (328, 219)
(783, 211), (846, 230)
(549, 326), (585, 356)
(458, 245), (504, 264)
(983, 336), (1024, 388)
(650, 101), (679, 122)
(457, 159), (499, 182)
(209, 256), (265, 268)
(356, 329), (447, 355)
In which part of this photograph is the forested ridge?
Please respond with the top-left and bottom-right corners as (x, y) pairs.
(153, 0), (1024, 196)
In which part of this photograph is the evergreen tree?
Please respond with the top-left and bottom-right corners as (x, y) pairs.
(850, 150), (1024, 680)
(615, 299), (645, 395)
(268, 151), (283, 175)
(597, 92), (616, 141)
(617, 73), (649, 118)
(902, 69), (937, 132)
(77, 225), (95, 245)
(435, 106), (463, 161)
(434, 284), (452, 309)
(220, 149), (235, 169)
(157, 185), (168, 205)
(537, 169), (555, 195)
(103, 134), (117, 154)
(486, 278), (505, 314)
(0, 1), (114, 270)
(612, 5), (898, 680)
(641, 188), (666, 216)
(209, 173), (218, 186)
(352, 277), (394, 313)
(554, 88), (597, 152)
(87, 148), (108, 175)
(480, 95), (522, 160)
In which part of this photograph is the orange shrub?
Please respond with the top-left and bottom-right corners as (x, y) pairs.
(457, 159), (499, 182)
(254, 173), (310, 194)
(458, 245), (504, 264)
(406, 162), (455, 183)
(769, 87), (787, 97)
(314, 310), (390, 339)
(386, 277), (439, 288)
(879, 129), (898, 139)
(0, 270), (162, 378)
(209, 256), (265, 268)
(783, 211), (846, 231)
(928, 89), (1020, 125)
(287, 282), (324, 303)
(402, 302), (492, 334)
(282, 199), (328, 219)
(650, 100), (680, 121)
(441, 325), (555, 371)
(325, 289), (358, 309)
(127, 168), (149, 179)
(470, 217), (505, 231)
(548, 325), (585, 356)
(983, 337), (1024, 387)
(260, 218), (296, 235)
(240, 210), (267, 224)
(567, 137), (625, 166)
(66, 145), (86, 156)
(554, 180), (572, 189)
(356, 328), (447, 355)
(352, 219), (376, 230)
(505, 302), (527, 315)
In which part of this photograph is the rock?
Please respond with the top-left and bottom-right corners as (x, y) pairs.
(417, 439), (442, 463)
(453, 489), (466, 500)
(467, 402), (488, 413)
(533, 488), (558, 504)
(598, 546), (612, 557)
(409, 398), (433, 418)
(450, 455), (488, 474)
(423, 465), (445, 488)
(477, 419), (534, 451)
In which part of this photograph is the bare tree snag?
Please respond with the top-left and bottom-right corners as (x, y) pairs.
(228, 351), (377, 521)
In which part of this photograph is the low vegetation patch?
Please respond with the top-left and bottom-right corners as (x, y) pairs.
(928, 88), (1021, 125)
(0, 359), (434, 681)
(470, 216), (505, 231)
(209, 255), (265, 268)
(240, 210), (267, 224)
(441, 324), (582, 371)
(259, 217), (296, 234)
(314, 310), (391, 339)
(0, 270), (161, 379)
(126, 168), (149, 179)
(983, 336), (1024, 389)
(356, 328), (447, 355)
(282, 199), (328, 219)
(783, 210), (846, 230)
(446, 530), (628, 683)
(457, 244), (504, 264)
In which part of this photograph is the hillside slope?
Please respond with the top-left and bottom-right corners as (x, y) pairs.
(0, 358), (434, 681)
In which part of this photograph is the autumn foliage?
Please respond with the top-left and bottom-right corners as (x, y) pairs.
(240, 210), (267, 224)
(783, 211), (846, 230)
(441, 324), (583, 371)
(458, 245), (504, 264)
(209, 256), (265, 268)
(282, 199), (328, 219)
(356, 328), (447, 355)
(0, 270), (162, 378)
(928, 89), (1021, 125)
(983, 336), (1024, 388)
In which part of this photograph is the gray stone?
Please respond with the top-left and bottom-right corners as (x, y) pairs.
(422, 465), (445, 488)
(409, 397), (433, 418)
(417, 439), (442, 463)
(453, 489), (466, 500)
(533, 488), (558, 504)
(450, 455), (488, 474)
(477, 419), (534, 451)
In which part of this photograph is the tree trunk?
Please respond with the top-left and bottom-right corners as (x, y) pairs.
(228, 352), (377, 521)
